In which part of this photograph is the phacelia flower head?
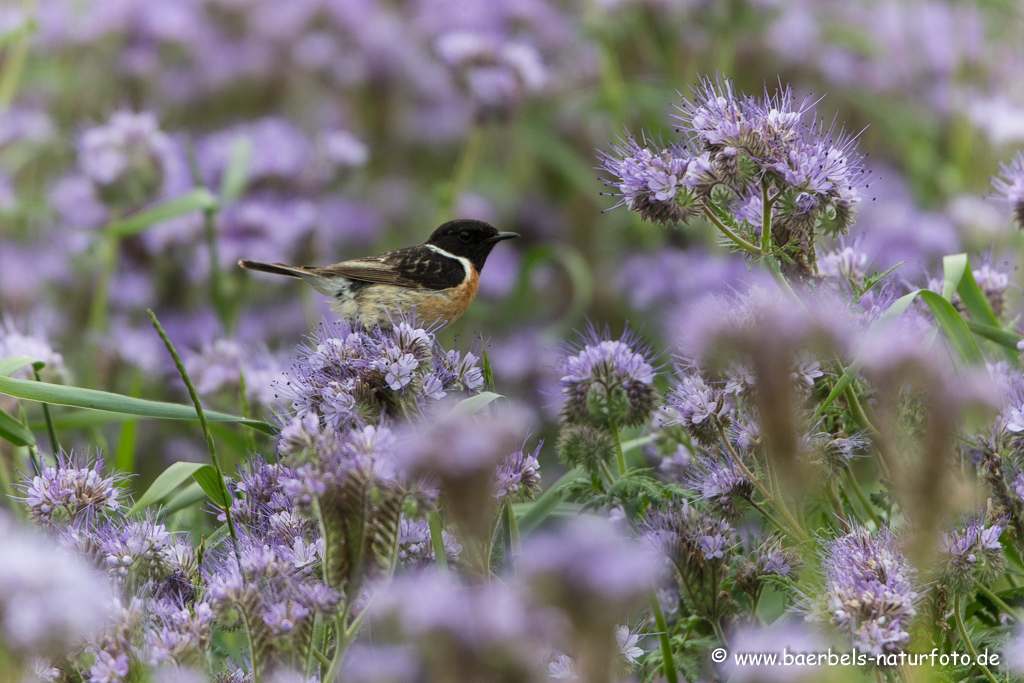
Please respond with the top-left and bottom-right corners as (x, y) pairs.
(598, 136), (702, 225)
(665, 370), (730, 446)
(814, 527), (918, 657)
(684, 458), (754, 520)
(20, 451), (125, 527)
(558, 325), (658, 428)
(992, 151), (1024, 229)
(938, 516), (1007, 595)
(276, 316), (483, 432)
(78, 110), (173, 207)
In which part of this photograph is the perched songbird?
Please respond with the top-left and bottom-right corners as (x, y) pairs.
(239, 219), (519, 327)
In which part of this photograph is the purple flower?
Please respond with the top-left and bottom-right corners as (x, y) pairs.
(493, 442), (542, 503)
(722, 621), (827, 682)
(0, 512), (116, 661)
(521, 516), (660, 628)
(558, 325), (657, 428)
(0, 322), (67, 380)
(815, 528), (917, 656)
(78, 111), (174, 207)
(20, 451), (125, 526)
(396, 517), (462, 569)
(665, 371), (729, 446)
(184, 338), (284, 406)
(939, 516), (1007, 594)
(684, 458), (753, 519)
(598, 136), (700, 225)
(992, 151), (1024, 229)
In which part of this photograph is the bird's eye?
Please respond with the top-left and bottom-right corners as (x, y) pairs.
(459, 231), (471, 243)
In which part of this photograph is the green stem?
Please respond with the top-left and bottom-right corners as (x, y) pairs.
(148, 310), (242, 574)
(0, 0), (35, 110)
(610, 422), (628, 476)
(33, 368), (59, 455)
(844, 469), (882, 527)
(710, 617), (728, 648)
(439, 125), (484, 222)
(322, 611), (347, 683)
(760, 180), (774, 254)
(954, 594), (1000, 683)
(88, 234), (119, 337)
(429, 509), (449, 575)
(843, 385), (891, 480)
(717, 423), (772, 501)
(241, 613), (262, 683)
(701, 202), (761, 255)
(763, 457), (809, 542)
(650, 595), (680, 683)
(975, 581), (1021, 621)
(311, 647), (331, 668)
(749, 500), (801, 544)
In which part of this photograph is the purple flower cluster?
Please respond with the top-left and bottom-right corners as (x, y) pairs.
(557, 325), (657, 428)
(992, 151), (1024, 230)
(817, 528), (918, 656)
(78, 110), (175, 208)
(939, 516), (1007, 595)
(184, 338), (284, 407)
(277, 317), (484, 433)
(21, 451), (125, 526)
(598, 137), (706, 225)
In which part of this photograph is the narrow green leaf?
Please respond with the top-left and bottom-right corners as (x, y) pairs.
(812, 362), (862, 420)
(192, 465), (231, 509)
(164, 481), (208, 515)
(517, 468), (585, 532)
(30, 409), (135, 431)
(129, 462), (215, 513)
(967, 320), (1022, 350)
(0, 406), (34, 446)
(0, 355), (44, 377)
(941, 253), (967, 303)
(0, 375), (274, 433)
(106, 188), (219, 238)
(220, 136), (253, 203)
(450, 391), (506, 416)
(917, 290), (985, 366)
(480, 345), (496, 394)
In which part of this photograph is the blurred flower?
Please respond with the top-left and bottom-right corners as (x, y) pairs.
(184, 338), (283, 406)
(615, 624), (643, 666)
(78, 111), (174, 207)
(992, 151), (1024, 230)
(812, 527), (917, 657)
(558, 325), (657, 428)
(396, 517), (461, 569)
(0, 512), (116, 664)
(722, 620), (827, 682)
(493, 441), (542, 503)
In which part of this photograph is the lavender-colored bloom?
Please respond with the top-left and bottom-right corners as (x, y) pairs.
(819, 241), (869, 287)
(370, 571), (544, 679)
(143, 597), (214, 667)
(0, 323), (67, 380)
(521, 516), (660, 628)
(0, 512), (116, 661)
(815, 528), (917, 656)
(616, 248), (747, 315)
(1006, 624), (1024, 676)
(598, 136), (700, 225)
(78, 111), (174, 207)
(185, 339), (283, 406)
(97, 512), (196, 588)
(722, 621), (827, 682)
(939, 516), (1007, 594)
(558, 325), (657, 428)
(615, 625), (643, 666)
(992, 151), (1024, 229)
(665, 371), (729, 446)
(20, 451), (125, 526)
(340, 644), (422, 683)
(684, 458), (753, 520)
(396, 517), (461, 569)
(493, 442), (542, 503)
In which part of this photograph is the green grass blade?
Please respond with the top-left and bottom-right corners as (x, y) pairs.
(0, 375), (273, 433)
(450, 391), (506, 416)
(220, 135), (253, 203)
(966, 321), (1021, 350)
(0, 406), (34, 447)
(941, 253), (967, 302)
(0, 355), (44, 377)
(106, 188), (219, 238)
(916, 290), (985, 366)
(129, 461), (215, 513)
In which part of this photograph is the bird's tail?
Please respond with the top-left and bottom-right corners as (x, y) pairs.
(238, 260), (309, 279)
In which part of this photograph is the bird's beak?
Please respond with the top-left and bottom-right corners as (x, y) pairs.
(485, 232), (520, 244)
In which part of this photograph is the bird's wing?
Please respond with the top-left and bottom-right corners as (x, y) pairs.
(315, 245), (466, 290)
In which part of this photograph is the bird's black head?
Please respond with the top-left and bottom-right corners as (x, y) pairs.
(426, 219), (519, 273)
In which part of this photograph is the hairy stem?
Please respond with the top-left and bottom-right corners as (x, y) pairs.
(701, 202), (761, 255)
(954, 594), (999, 683)
(610, 422), (628, 476)
(650, 595), (680, 683)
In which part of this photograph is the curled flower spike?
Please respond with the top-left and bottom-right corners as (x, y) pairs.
(558, 324), (658, 429)
(992, 151), (1024, 229)
(939, 516), (1007, 595)
(598, 136), (702, 225)
(19, 451), (126, 527)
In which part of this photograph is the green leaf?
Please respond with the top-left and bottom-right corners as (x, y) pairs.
(220, 136), (253, 203)
(0, 355), (44, 377)
(450, 391), (506, 416)
(0, 375), (274, 433)
(129, 462), (216, 513)
(164, 481), (208, 515)
(916, 290), (985, 366)
(192, 465), (231, 509)
(948, 253), (1019, 365)
(812, 362), (862, 420)
(967, 320), (1022, 350)
(106, 188), (219, 238)
(30, 409), (135, 431)
(0, 406), (34, 446)
(940, 253), (967, 303)
(517, 468), (585, 532)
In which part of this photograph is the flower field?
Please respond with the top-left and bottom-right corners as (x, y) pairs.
(3, 1), (1024, 682)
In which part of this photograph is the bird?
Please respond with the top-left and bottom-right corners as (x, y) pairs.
(238, 219), (519, 328)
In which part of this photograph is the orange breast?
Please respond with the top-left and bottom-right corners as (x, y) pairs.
(347, 266), (480, 327)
